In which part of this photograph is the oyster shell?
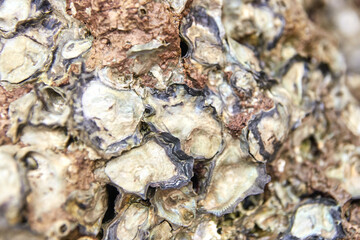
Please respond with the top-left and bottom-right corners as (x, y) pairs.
(105, 138), (193, 198)
(20, 126), (69, 150)
(0, 0), (359, 239)
(153, 184), (196, 227)
(145, 85), (222, 159)
(0, 0), (49, 37)
(62, 39), (92, 60)
(284, 200), (345, 240)
(103, 202), (153, 240)
(73, 78), (144, 158)
(25, 149), (75, 238)
(0, 145), (27, 227)
(193, 220), (221, 240)
(148, 221), (173, 240)
(326, 145), (360, 198)
(0, 0), (32, 34)
(65, 183), (107, 235)
(7, 86), (71, 142)
(200, 133), (270, 216)
(0, 36), (51, 84)
(181, 6), (224, 66)
(247, 104), (290, 162)
(19, 147), (105, 239)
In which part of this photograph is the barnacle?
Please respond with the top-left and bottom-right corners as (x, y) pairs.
(0, 0), (359, 239)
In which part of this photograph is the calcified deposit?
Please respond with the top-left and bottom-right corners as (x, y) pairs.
(0, 0), (359, 239)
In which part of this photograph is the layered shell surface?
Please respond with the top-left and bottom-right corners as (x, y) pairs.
(0, 0), (359, 239)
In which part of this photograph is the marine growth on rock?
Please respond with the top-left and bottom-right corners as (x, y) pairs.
(0, 0), (359, 239)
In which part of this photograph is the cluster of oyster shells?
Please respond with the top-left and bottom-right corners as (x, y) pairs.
(0, 0), (359, 239)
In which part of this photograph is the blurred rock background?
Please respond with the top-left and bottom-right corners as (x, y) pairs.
(305, 0), (360, 73)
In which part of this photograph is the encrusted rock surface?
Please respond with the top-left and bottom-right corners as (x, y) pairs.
(0, 0), (359, 239)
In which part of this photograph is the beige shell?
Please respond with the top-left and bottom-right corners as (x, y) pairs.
(103, 203), (153, 240)
(25, 149), (74, 238)
(0, 0), (357, 239)
(0, 36), (50, 84)
(247, 104), (290, 162)
(148, 221), (173, 240)
(75, 79), (144, 158)
(326, 145), (360, 198)
(289, 202), (342, 239)
(200, 133), (270, 216)
(0, 145), (27, 227)
(153, 184), (196, 226)
(7, 86), (70, 142)
(0, 0), (31, 34)
(105, 139), (192, 198)
(145, 86), (223, 159)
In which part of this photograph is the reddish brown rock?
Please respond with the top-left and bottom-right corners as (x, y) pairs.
(67, 0), (181, 76)
(0, 85), (33, 145)
(227, 94), (274, 137)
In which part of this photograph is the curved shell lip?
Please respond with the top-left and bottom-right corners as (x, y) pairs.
(147, 122), (223, 162)
(70, 74), (144, 159)
(201, 163), (271, 217)
(0, 70), (44, 86)
(103, 202), (150, 240)
(106, 134), (194, 200)
(146, 118), (222, 162)
(0, 0), (51, 38)
(281, 198), (345, 240)
(146, 84), (222, 160)
(153, 132), (194, 180)
(277, 55), (310, 79)
(180, 6), (224, 67)
(247, 104), (286, 162)
(151, 184), (197, 227)
(144, 133), (194, 198)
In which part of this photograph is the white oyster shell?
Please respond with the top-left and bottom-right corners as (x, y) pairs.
(247, 104), (289, 162)
(104, 203), (152, 240)
(25, 149), (74, 238)
(193, 220), (221, 240)
(289, 202), (343, 239)
(7, 86), (71, 142)
(201, 133), (270, 216)
(149, 221), (173, 240)
(79, 80), (144, 157)
(61, 39), (92, 60)
(20, 126), (69, 150)
(223, 1), (284, 49)
(146, 87), (222, 159)
(228, 38), (261, 71)
(30, 87), (71, 126)
(105, 139), (191, 198)
(153, 185), (196, 226)
(0, 36), (50, 84)
(0, 145), (26, 227)
(183, 7), (224, 65)
(0, 0), (31, 33)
